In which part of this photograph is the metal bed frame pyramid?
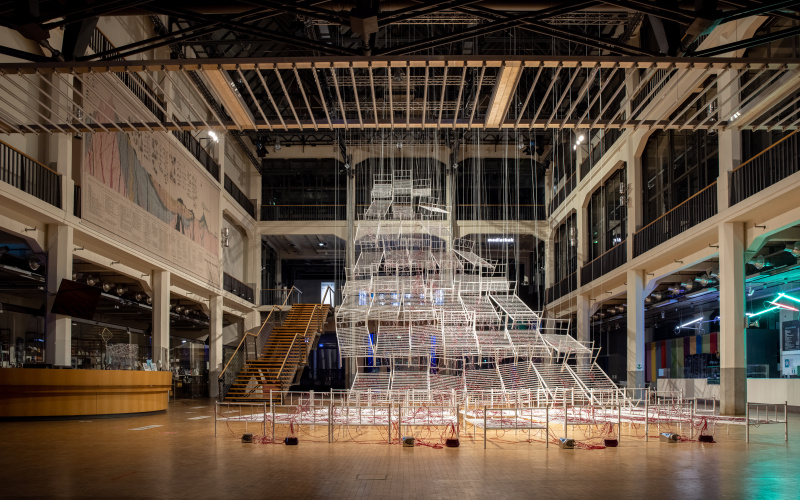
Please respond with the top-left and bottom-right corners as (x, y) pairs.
(336, 173), (627, 407)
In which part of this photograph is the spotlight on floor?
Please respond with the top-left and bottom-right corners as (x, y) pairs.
(558, 438), (575, 449)
(660, 432), (680, 443)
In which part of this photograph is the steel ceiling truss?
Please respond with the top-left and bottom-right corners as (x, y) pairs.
(3, 0), (799, 64)
(0, 56), (798, 134)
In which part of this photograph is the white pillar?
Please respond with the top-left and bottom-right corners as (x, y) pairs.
(626, 268), (645, 388)
(246, 230), (260, 303)
(244, 310), (261, 333)
(152, 270), (170, 370)
(626, 154), (643, 261)
(716, 67), (741, 213)
(209, 294), (224, 398)
(45, 224), (73, 366)
(576, 293), (590, 366)
(719, 221), (746, 415)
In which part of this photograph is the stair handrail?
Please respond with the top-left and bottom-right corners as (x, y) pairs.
(276, 304), (328, 388)
(219, 288), (300, 383)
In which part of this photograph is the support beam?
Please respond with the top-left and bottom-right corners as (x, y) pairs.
(626, 268), (645, 389)
(209, 294), (224, 398)
(576, 293), (590, 366)
(484, 62), (522, 128)
(152, 270), (170, 370)
(45, 224), (73, 367)
(719, 221), (746, 416)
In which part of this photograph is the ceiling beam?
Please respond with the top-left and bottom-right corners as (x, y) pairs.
(484, 61), (523, 128)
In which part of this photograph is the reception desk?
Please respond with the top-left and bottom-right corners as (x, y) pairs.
(0, 368), (172, 418)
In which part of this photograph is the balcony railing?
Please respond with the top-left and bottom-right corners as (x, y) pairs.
(260, 287), (303, 306)
(545, 271), (577, 304)
(579, 129), (624, 179)
(633, 182), (717, 258)
(223, 273), (255, 303)
(73, 184), (81, 218)
(548, 173), (576, 214)
(0, 140), (61, 209)
(89, 29), (165, 123)
(224, 175), (256, 219)
(261, 204), (346, 221)
(580, 240), (627, 285)
(730, 130), (799, 206)
(172, 130), (221, 181)
(456, 204), (546, 221)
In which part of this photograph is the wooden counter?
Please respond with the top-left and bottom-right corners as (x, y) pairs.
(0, 368), (173, 418)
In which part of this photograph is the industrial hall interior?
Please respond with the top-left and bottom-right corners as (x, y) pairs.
(1, 1), (800, 498)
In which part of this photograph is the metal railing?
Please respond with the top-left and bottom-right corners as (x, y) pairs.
(260, 204), (346, 221)
(223, 272), (255, 303)
(223, 174), (256, 219)
(580, 240), (627, 286)
(260, 287), (303, 306)
(172, 130), (221, 181)
(0, 140), (61, 209)
(73, 184), (81, 218)
(456, 204), (546, 221)
(545, 271), (577, 304)
(89, 29), (165, 123)
(218, 290), (299, 400)
(548, 173), (576, 215)
(633, 182), (717, 258)
(579, 129), (624, 179)
(276, 304), (328, 389)
(730, 130), (799, 206)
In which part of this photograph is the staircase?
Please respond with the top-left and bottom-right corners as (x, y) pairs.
(223, 304), (329, 401)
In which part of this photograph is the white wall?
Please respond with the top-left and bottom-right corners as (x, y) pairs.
(747, 379), (800, 406)
(657, 378), (720, 400)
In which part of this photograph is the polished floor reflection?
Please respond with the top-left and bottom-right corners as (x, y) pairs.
(0, 398), (797, 499)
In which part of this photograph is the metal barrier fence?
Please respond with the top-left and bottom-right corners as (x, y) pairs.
(215, 389), (787, 446)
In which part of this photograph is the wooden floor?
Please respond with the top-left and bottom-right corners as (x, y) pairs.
(0, 398), (798, 499)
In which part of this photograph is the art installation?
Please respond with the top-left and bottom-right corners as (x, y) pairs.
(336, 171), (623, 406)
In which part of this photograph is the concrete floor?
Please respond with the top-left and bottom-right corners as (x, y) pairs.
(0, 398), (797, 499)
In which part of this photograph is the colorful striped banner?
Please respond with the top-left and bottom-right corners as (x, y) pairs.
(645, 333), (718, 378)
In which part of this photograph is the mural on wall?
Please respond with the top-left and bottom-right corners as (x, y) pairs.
(81, 74), (220, 287)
